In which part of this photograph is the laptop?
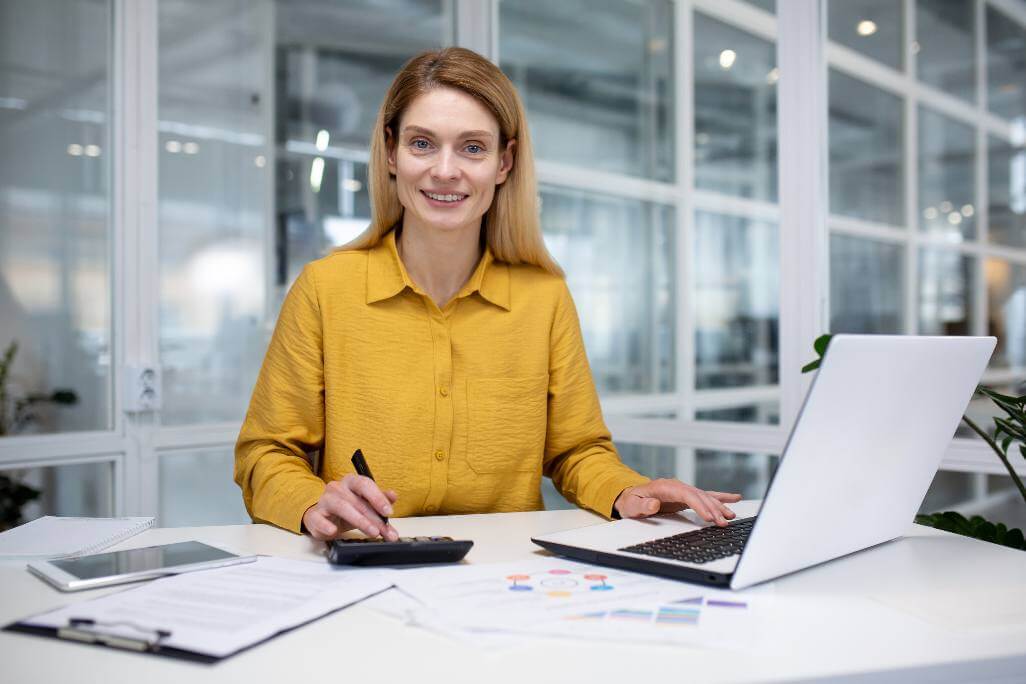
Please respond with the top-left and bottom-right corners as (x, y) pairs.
(532, 335), (996, 590)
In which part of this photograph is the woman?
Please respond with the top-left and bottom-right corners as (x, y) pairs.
(234, 47), (740, 541)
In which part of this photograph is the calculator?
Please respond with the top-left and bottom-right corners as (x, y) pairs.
(326, 536), (473, 566)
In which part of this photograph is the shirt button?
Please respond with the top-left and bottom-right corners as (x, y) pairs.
(434, 449), (445, 461)
(439, 387), (449, 398)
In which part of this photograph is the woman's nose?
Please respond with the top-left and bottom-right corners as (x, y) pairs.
(430, 148), (460, 181)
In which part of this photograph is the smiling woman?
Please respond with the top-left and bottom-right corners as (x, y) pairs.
(233, 47), (741, 542)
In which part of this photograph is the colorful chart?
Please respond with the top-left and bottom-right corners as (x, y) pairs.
(505, 568), (615, 597)
(562, 595), (744, 626)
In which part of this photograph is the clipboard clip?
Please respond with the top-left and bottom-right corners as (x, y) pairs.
(58, 618), (172, 652)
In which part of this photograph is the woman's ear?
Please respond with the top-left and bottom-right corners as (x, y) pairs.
(385, 126), (397, 175)
(495, 138), (516, 185)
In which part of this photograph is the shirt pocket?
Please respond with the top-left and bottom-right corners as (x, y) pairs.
(467, 375), (549, 475)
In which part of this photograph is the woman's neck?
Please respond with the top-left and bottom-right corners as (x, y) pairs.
(396, 220), (483, 309)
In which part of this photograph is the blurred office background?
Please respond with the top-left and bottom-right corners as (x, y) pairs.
(0, 0), (1024, 528)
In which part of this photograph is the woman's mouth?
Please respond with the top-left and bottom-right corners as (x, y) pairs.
(421, 190), (468, 205)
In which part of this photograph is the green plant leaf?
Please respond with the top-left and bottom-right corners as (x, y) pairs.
(813, 334), (832, 356)
(801, 359), (821, 373)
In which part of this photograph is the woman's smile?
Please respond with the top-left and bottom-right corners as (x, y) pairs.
(420, 189), (469, 206)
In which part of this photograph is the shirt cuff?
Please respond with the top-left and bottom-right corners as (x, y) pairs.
(593, 471), (651, 520)
(261, 478), (326, 535)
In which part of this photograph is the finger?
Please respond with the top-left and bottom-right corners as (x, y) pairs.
(707, 491), (743, 503)
(385, 489), (399, 504)
(306, 509), (338, 540)
(336, 499), (381, 538)
(715, 498), (738, 520)
(346, 475), (395, 518)
(682, 490), (715, 523)
(343, 495), (389, 537)
(704, 493), (729, 526)
(382, 523), (400, 542)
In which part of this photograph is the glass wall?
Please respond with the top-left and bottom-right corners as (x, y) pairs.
(2, 461), (114, 527)
(826, 0), (1026, 514)
(0, 0), (112, 435)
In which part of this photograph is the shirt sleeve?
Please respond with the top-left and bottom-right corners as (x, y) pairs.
(542, 281), (650, 518)
(234, 265), (327, 533)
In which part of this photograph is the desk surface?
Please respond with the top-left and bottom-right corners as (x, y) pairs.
(2, 503), (1026, 683)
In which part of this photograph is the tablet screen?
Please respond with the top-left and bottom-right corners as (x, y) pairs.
(50, 541), (237, 580)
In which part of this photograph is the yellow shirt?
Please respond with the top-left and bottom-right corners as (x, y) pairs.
(234, 229), (649, 533)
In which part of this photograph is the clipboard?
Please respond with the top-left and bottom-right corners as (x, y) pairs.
(4, 619), (217, 664)
(4, 556), (397, 664)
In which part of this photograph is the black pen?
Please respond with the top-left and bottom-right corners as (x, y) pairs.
(351, 449), (387, 525)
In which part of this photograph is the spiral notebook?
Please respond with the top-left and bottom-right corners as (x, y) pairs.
(0, 516), (154, 560)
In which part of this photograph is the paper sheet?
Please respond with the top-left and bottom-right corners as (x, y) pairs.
(393, 558), (768, 650)
(23, 556), (395, 658)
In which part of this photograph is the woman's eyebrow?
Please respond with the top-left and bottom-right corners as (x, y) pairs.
(402, 125), (495, 140)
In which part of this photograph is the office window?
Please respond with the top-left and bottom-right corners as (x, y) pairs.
(986, 5), (1026, 121)
(918, 107), (976, 241)
(159, 448), (250, 526)
(0, 0), (112, 434)
(918, 248), (974, 336)
(828, 70), (904, 226)
(693, 13), (778, 202)
(986, 259), (1026, 369)
(541, 190), (675, 396)
(693, 212), (779, 418)
(157, 0), (272, 425)
(830, 235), (904, 334)
(915, 0), (975, 104)
(3, 461), (114, 524)
(499, 0), (674, 182)
(988, 136), (1026, 250)
(828, 0), (904, 71)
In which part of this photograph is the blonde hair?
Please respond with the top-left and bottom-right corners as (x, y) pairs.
(342, 47), (562, 277)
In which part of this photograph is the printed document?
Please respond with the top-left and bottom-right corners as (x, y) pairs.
(23, 556), (394, 658)
(392, 558), (768, 649)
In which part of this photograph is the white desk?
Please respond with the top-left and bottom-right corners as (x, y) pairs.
(2, 502), (1026, 683)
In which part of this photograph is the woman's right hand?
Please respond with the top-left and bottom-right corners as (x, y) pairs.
(302, 475), (399, 541)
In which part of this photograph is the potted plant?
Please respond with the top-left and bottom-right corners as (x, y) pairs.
(803, 334), (1025, 551)
(0, 340), (79, 530)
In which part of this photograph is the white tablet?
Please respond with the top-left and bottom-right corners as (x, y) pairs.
(27, 541), (257, 592)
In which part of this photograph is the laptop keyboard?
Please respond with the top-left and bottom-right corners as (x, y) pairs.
(618, 517), (756, 565)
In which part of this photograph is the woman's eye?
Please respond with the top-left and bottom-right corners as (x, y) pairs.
(412, 139), (430, 150)
(465, 144), (483, 154)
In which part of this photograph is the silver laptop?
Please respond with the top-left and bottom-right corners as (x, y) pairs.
(532, 335), (996, 590)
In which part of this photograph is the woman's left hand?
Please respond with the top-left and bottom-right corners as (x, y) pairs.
(613, 479), (742, 526)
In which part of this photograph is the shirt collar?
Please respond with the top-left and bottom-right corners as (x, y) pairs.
(366, 228), (510, 311)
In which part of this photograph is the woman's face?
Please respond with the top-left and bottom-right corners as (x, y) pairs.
(388, 87), (514, 237)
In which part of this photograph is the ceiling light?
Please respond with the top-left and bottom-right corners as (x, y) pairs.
(310, 157), (325, 193)
(84, 144), (101, 157)
(923, 207), (938, 220)
(947, 212), (962, 225)
(165, 140), (182, 153)
(254, 155), (266, 168)
(183, 141), (199, 154)
(316, 129), (330, 152)
(67, 143), (83, 156)
(857, 20), (877, 37)
(939, 200), (953, 213)
(342, 179), (363, 193)
(961, 204), (974, 217)
(719, 49), (736, 70)
(766, 67), (780, 84)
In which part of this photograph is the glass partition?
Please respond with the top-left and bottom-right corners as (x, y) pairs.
(499, 0), (674, 182)
(0, 0), (112, 434)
